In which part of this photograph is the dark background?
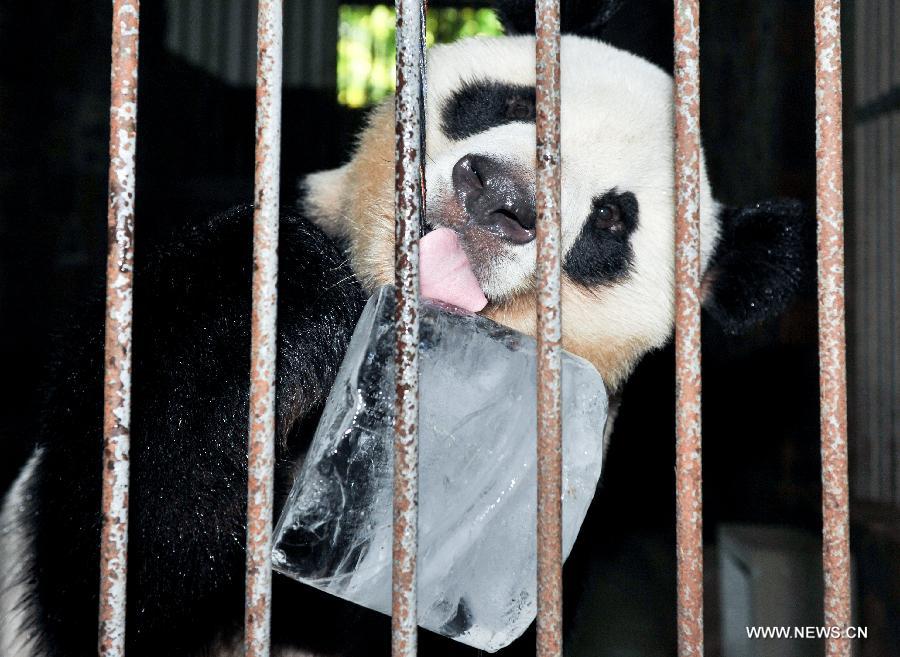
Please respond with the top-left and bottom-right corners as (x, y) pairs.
(1, 1), (893, 655)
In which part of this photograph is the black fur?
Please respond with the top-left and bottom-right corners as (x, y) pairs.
(13, 195), (809, 657)
(26, 205), (369, 656)
(563, 190), (639, 286)
(703, 199), (809, 334)
(441, 80), (535, 141)
(493, 0), (624, 38)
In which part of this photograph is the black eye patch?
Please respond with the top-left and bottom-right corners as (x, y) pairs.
(563, 190), (639, 287)
(441, 80), (536, 141)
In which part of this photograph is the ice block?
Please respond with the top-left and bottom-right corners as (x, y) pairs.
(272, 286), (608, 652)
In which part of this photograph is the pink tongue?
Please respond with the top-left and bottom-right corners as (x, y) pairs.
(419, 227), (487, 312)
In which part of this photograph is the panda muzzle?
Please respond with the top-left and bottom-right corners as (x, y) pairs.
(452, 154), (536, 245)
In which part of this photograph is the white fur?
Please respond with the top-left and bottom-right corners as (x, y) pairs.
(304, 163), (353, 240)
(422, 35), (721, 350)
(1, 449), (42, 657)
(305, 35), (723, 357)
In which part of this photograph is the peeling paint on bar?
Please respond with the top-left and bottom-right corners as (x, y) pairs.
(244, 1), (283, 656)
(99, 2), (140, 656)
(814, 2), (851, 656)
(392, 1), (425, 656)
(534, 2), (563, 657)
(673, 1), (703, 656)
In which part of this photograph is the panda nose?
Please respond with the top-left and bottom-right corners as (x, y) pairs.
(451, 154), (536, 244)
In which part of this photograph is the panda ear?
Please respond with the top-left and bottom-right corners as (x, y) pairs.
(701, 199), (811, 335)
(492, 0), (625, 38)
(301, 164), (352, 241)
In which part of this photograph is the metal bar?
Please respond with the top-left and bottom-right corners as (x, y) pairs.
(814, 1), (852, 654)
(673, 0), (703, 655)
(392, 1), (425, 656)
(534, 1), (563, 656)
(98, 1), (140, 655)
(244, 1), (283, 656)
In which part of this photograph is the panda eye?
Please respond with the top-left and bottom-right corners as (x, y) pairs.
(594, 203), (625, 234)
(506, 97), (534, 121)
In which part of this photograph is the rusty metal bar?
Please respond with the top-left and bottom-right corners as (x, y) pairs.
(244, 1), (283, 656)
(673, 0), (703, 656)
(534, 1), (563, 656)
(814, 1), (852, 654)
(98, 2), (140, 655)
(392, 1), (425, 656)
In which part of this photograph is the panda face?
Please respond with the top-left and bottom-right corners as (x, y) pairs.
(305, 35), (722, 389)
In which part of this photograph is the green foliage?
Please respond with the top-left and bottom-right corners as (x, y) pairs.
(337, 5), (503, 108)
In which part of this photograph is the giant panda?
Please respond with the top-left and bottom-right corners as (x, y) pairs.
(0, 2), (806, 656)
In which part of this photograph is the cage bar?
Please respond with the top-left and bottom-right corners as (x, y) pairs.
(98, 2), (140, 655)
(534, 1), (563, 656)
(672, 1), (704, 656)
(813, 1), (852, 655)
(392, 1), (425, 656)
(244, 1), (283, 656)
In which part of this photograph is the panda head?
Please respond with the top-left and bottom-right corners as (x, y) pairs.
(304, 1), (806, 391)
